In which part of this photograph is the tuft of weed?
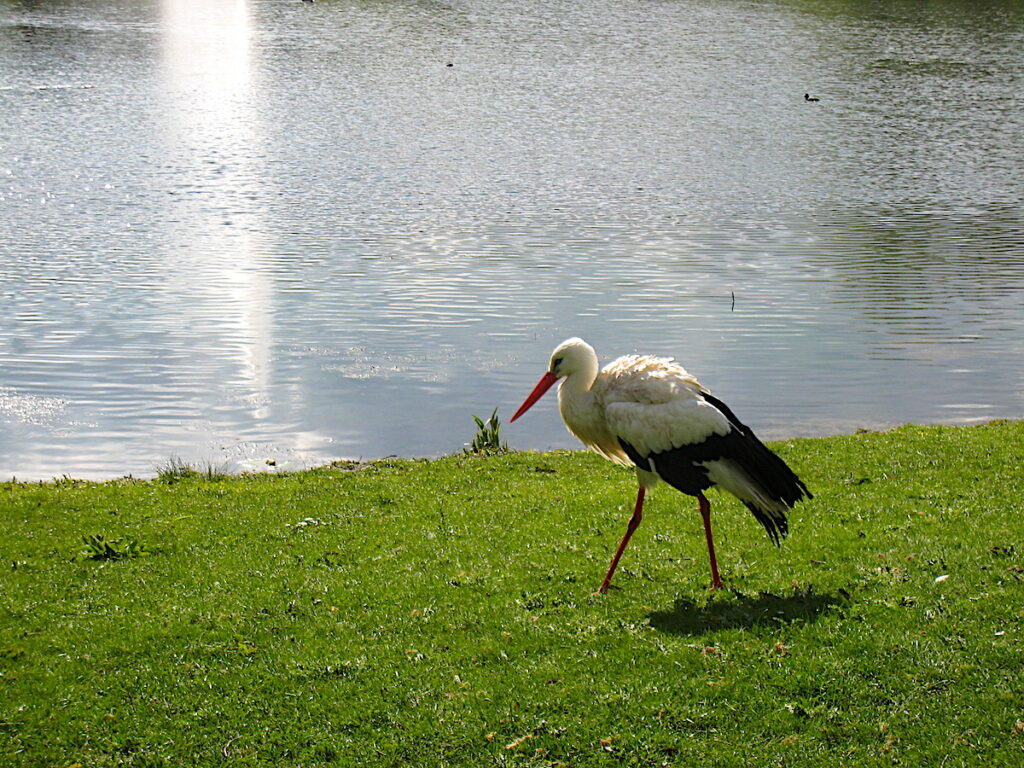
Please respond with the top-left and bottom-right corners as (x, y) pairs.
(154, 456), (198, 483)
(154, 456), (229, 483)
(465, 408), (508, 455)
(79, 533), (149, 561)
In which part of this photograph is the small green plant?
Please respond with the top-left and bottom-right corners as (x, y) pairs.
(465, 408), (507, 455)
(80, 533), (148, 561)
(155, 457), (228, 483)
(155, 456), (198, 483)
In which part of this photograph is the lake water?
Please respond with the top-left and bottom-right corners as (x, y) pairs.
(2, 0), (1023, 481)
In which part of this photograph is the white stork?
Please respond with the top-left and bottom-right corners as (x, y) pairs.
(510, 337), (811, 592)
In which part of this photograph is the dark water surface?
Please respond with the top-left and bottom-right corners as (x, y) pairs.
(2, 0), (1023, 480)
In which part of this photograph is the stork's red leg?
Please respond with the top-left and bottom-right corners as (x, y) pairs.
(697, 492), (723, 590)
(598, 486), (645, 593)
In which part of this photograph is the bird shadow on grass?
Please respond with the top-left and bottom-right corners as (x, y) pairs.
(648, 586), (848, 636)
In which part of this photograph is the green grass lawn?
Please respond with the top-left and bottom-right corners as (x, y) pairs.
(2, 422), (1023, 767)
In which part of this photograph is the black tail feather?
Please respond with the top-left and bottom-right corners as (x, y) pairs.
(700, 391), (810, 542)
(743, 501), (789, 545)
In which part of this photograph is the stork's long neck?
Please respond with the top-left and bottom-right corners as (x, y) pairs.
(556, 352), (599, 422)
(554, 349), (628, 464)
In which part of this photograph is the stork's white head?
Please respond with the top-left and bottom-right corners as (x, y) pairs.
(511, 337), (599, 422)
(547, 337), (598, 380)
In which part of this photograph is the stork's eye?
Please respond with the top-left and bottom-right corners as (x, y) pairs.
(552, 356), (564, 369)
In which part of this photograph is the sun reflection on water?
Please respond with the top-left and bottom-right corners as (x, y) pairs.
(159, 0), (273, 420)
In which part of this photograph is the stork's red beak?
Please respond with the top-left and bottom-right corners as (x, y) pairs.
(510, 371), (558, 422)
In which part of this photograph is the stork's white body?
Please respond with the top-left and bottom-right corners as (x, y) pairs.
(555, 351), (708, 466)
(558, 348), (792, 517)
(511, 337), (811, 591)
